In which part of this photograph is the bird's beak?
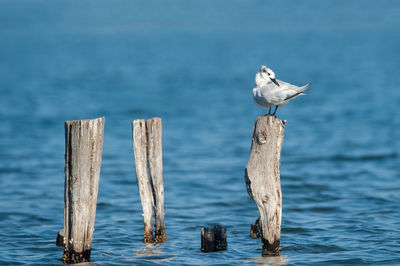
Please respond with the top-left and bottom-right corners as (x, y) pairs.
(271, 78), (280, 87)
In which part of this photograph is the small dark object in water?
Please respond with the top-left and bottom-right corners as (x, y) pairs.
(201, 225), (227, 252)
(250, 217), (260, 238)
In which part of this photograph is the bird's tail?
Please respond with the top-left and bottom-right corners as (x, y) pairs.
(297, 82), (312, 96)
(284, 82), (312, 101)
(301, 82), (312, 92)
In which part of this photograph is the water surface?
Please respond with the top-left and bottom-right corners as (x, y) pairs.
(0, 1), (399, 265)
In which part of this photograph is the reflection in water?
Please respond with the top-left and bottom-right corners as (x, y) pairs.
(246, 255), (289, 266)
(128, 243), (177, 263)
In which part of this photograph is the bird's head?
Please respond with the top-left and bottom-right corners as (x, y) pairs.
(257, 65), (280, 87)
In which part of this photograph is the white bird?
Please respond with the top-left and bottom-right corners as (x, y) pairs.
(253, 65), (311, 115)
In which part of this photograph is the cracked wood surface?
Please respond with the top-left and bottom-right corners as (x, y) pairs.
(245, 115), (285, 254)
(63, 117), (105, 263)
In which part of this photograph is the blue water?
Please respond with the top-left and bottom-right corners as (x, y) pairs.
(1, 1), (400, 265)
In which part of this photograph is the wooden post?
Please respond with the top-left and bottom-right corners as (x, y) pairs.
(245, 115), (285, 255)
(146, 118), (167, 242)
(132, 119), (154, 243)
(58, 117), (105, 263)
(250, 217), (260, 239)
(201, 225), (227, 252)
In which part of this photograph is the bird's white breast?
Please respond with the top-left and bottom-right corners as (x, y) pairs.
(253, 86), (273, 108)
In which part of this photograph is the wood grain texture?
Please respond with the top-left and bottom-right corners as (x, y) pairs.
(63, 117), (105, 263)
(146, 118), (167, 242)
(132, 119), (154, 243)
(245, 115), (285, 255)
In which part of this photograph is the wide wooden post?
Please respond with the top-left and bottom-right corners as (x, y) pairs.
(58, 117), (105, 263)
(245, 115), (285, 255)
(132, 119), (154, 243)
(146, 118), (167, 242)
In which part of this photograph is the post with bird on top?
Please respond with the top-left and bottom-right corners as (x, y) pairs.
(56, 117), (105, 263)
(246, 66), (311, 255)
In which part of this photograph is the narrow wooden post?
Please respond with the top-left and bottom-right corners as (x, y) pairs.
(245, 115), (285, 255)
(59, 117), (105, 263)
(146, 118), (167, 242)
(132, 119), (154, 243)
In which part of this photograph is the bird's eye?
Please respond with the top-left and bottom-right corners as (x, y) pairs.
(267, 73), (270, 76)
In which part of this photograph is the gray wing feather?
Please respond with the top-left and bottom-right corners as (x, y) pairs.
(275, 81), (311, 103)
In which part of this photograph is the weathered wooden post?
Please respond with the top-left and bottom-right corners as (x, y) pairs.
(146, 118), (167, 242)
(245, 115), (285, 255)
(56, 117), (105, 263)
(132, 117), (167, 243)
(132, 119), (154, 243)
(201, 225), (227, 252)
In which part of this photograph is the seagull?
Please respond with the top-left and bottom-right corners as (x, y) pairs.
(253, 65), (311, 115)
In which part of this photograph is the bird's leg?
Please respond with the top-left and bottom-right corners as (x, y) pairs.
(268, 107), (271, 115)
(273, 106), (278, 116)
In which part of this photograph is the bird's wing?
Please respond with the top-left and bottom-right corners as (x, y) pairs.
(273, 81), (311, 102)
